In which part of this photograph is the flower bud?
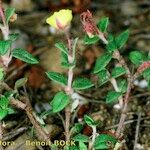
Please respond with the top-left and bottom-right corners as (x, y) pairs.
(10, 13), (17, 22)
(46, 9), (73, 30)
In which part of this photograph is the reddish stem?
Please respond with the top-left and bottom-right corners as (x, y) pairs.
(64, 33), (74, 141)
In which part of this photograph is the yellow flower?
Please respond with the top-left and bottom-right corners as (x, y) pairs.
(46, 9), (73, 30)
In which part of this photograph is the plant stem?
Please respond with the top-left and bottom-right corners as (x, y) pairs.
(65, 67), (73, 141)
(113, 50), (132, 137)
(2, 82), (50, 141)
(97, 32), (132, 138)
(65, 105), (71, 141)
(64, 33), (74, 141)
(65, 66), (73, 141)
(0, 122), (4, 150)
(25, 105), (50, 140)
(115, 82), (131, 137)
(0, 122), (3, 140)
(10, 97), (50, 141)
(0, 1), (11, 67)
(88, 126), (96, 150)
(91, 126), (97, 149)
(0, 0), (50, 142)
(110, 78), (123, 107)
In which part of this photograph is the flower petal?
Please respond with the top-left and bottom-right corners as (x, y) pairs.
(46, 15), (57, 29)
(46, 9), (72, 30)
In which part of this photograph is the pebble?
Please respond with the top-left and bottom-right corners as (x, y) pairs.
(134, 79), (148, 88)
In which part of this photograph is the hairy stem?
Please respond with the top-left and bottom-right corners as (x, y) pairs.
(88, 126), (97, 150)
(64, 34), (74, 141)
(0, 122), (4, 150)
(97, 32), (132, 138)
(91, 126), (97, 149)
(65, 105), (71, 141)
(115, 82), (131, 137)
(0, 0), (50, 141)
(113, 50), (132, 137)
(0, 1), (12, 67)
(110, 78), (123, 108)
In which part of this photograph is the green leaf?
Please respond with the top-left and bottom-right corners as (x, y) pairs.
(61, 62), (76, 68)
(97, 17), (109, 32)
(40, 110), (53, 119)
(94, 134), (117, 149)
(106, 40), (117, 52)
(12, 48), (39, 64)
(60, 51), (76, 69)
(142, 68), (150, 79)
(61, 62), (75, 68)
(15, 77), (28, 89)
(107, 34), (115, 42)
(5, 7), (15, 23)
(112, 67), (126, 78)
(84, 115), (96, 127)
(46, 72), (67, 86)
(0, 109), (8, 121)
(9, 33), (19, 41)
(7, 107), (16, 114)
(0, 96), (9, 109)
(115, 30), (129, 49)
(147, 79), (150, 89)
(71, 123), (83, 133)
(97, 69), (110, 86)
(0, 40), (11, 55)
(55, 42), (68, 55)
(72, 134), (89, 143)
(50, 144), (58, 150)
(65, 145), (79, 150)
(0, 68), (4, 81)
(106, 91), (122, 103)
(79, 141), (87, 150)
(51, 92), (69, 113)
(118, 79), (127, 93)
(4, 91), (14, 98)
(84, 35), (99, 45)
(94, 53), (112, 73)
(148, 51), (150, 60)
(129, 51), (145, 65)
(61, 51), (68, 64)
(72, 78), (94, 90)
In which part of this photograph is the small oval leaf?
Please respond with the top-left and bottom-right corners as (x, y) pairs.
(0, 40), (11, 55)
(51, 92), (69, 113)
(111, 67), (126, 78)
(94, 134), (117, 149)
(94, 53), (112, 74)
(0, 96), (9, 109)
(15, 77), (28, 89)
(46, 72), (67, 86)
(106, 91), (122, 103)
(12, 48), (39, 64)
(84, 35), (99, 45)
(72, 134), (89, 143)
(97, 17), (109, 32)
(84, 115), (96, 127)
(129, 51), (145, 66)
(55, 42), (68, 55)
(5, 7), (15, 23)
(0, 109), (8, 121)
(115, 30), (129, 49)
(73, 78), (94, 90)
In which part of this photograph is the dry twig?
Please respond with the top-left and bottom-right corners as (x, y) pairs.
(133, 112), (142, 150)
